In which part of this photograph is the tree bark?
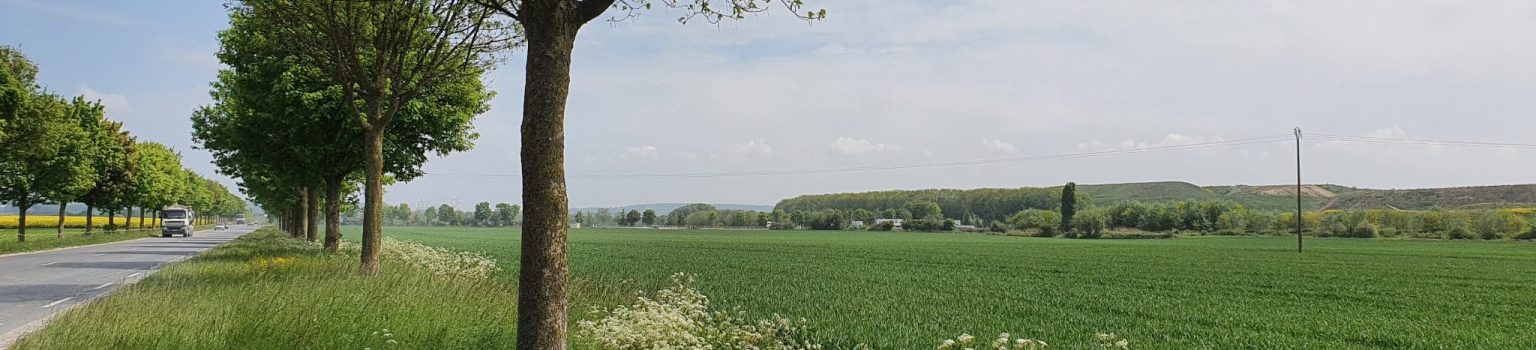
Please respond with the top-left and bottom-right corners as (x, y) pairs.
(57, 202), (66, 239)
(518, 6), (579, 348)
(324, 175), (343, 252)
(17, 203), (29, 242)
(85, 205), (94, 236)
(295, 188), (309, 239)
(107, 209), (115, 233)
(306, 186), (320, 242)
(360, 127), (386, 274)
(138, 207), (144, 229)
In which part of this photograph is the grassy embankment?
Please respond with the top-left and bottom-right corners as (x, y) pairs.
(16, 226), (1536, 349)
(11, 228), (517, 350)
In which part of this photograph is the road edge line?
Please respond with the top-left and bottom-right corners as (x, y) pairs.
(0, 231), (160, 259)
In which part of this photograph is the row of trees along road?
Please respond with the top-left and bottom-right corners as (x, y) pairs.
(0, 47), (244, 242)
(377, 202), (521, 227)
(210, 1), (823, 348)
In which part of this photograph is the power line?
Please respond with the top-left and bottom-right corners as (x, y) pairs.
(427, 134), (1293, 181)
(1308, 134), (1536, 149)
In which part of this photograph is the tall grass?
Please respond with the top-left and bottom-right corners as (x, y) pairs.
(12, 228), (519, 350)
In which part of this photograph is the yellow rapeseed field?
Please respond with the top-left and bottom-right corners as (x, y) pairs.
(0, 215), (143, 229)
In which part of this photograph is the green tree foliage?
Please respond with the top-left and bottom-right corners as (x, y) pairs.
(904, 201), (942, 220)
(424, 206), (439, 226)
(641, 209), (656, 226)
(1071, 208), (1108, 238)
(132, 142), (187, 211)
(197, 4), (490, 251)
(474, 202), (494, 226)
(667, 203), (718, 226)
(496, 203), (520, 227)
(626, 210), (643, 227)
(235, 0), (508, 274)
(1008, 209), (1062, 237)
(438, 204), (458, 226)
(776, 187), (1067, 224)
(1060, 182), (1077, 233)
(77, 119), (138, 234)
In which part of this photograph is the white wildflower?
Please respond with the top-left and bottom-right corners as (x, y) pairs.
(577, 272), (822, 350)
(379, 238), (499, 278)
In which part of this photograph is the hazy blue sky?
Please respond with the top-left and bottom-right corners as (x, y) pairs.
(4, 0), (1534, 208)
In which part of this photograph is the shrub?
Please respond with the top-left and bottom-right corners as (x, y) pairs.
(988, 224), (1007, 233)
(1349, 220), (1379, 238)
(904, 219), (950, 232)
(1008, 209), (1061, 236)
(1515, 228), (1536, 240)
(1072, 209), (1108, 238)
(1447, 225), (1475, 240)
(868, 221), (895, 232)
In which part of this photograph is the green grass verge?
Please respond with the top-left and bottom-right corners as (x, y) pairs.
(364, 226), (1536, 349)
(12, 228), (517, 350)
(0, 229), (158, 255)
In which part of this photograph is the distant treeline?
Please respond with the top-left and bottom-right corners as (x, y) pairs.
(773, 186), (1536, 240)
(1055, 200), (1536, 239)
(774, 187), (1079, 225)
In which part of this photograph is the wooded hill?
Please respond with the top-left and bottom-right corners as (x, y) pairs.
(775, 181), (1536, 218)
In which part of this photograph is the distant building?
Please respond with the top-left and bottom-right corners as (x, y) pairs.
(849, 220), (865, 229)
(873, 218), (904, 228)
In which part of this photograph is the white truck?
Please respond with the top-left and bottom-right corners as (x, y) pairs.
(160, 206), (194, 237)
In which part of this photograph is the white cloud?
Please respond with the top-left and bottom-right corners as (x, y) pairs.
(625, 145), (659, 158)
(981, 138), (1018, 154)
(831, 137), (898, 156)
(1366, 125), (1409, 139)
(726, 139), (774, 157)
(78, 86), (130, 113)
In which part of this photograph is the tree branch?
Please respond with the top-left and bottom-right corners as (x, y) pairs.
(574, 0), (617, 25)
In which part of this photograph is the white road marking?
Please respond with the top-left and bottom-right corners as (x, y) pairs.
(126, 272), (142, 278)
(41, 262), (56, 266)
(93, 253), (103, 256)
(42, 298), (71, 308)
(90, 282), (113, 290)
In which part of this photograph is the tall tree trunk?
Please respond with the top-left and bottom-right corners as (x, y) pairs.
(57, 202), (67, 239)
(295, 188), (309, 239)
(306, 186), (320, 242)
(85, 205), (94, 236)
(518, 11), (578, 349)
(108, 209), (116, 232)
(17, 203), (29, 242)
(324, 175), (343, 252)
(138, 207), (145, 229)
(360, 127), (386, 274)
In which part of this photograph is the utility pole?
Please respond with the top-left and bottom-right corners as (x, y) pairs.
(1295, 127), (1303, 253)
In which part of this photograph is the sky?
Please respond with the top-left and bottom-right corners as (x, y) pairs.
(3, 0), (1535, 209)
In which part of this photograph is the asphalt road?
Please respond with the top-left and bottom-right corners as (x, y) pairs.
(0, 225), (256, 345)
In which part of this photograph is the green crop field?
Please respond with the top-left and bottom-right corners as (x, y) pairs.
(347, 226), (1536, 349)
